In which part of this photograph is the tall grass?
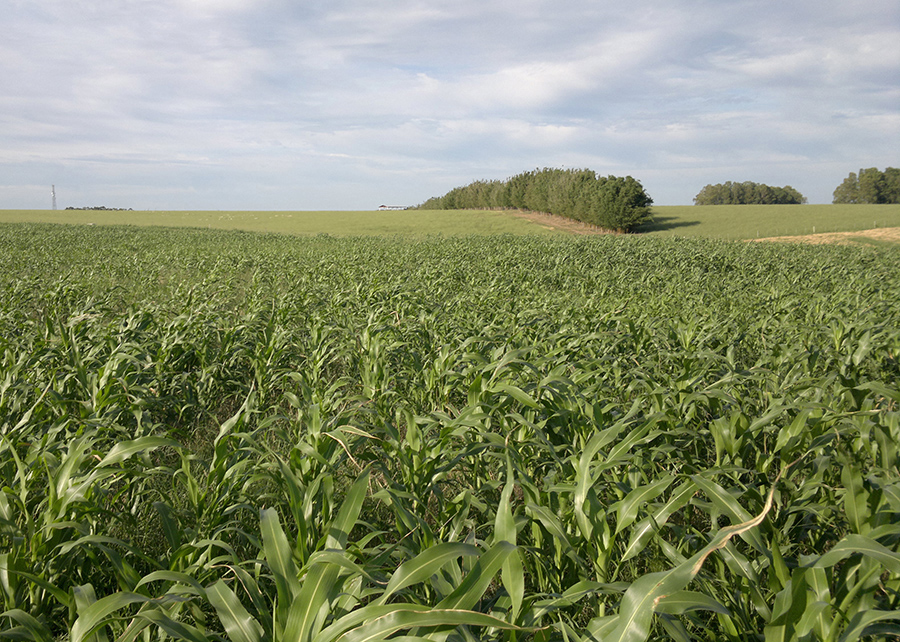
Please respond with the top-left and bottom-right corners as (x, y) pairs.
(1, 223), (899, 640)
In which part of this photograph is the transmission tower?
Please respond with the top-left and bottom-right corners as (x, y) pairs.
(51, 185), (57, 210)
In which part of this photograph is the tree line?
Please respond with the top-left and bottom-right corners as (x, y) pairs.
(693, 181), (806, 205)
(415, 168), (653, 232)
(833, 167), (900, 204)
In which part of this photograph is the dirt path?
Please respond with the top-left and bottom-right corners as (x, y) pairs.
(753, 227), (900, 245)
(508, 210), (613, 235)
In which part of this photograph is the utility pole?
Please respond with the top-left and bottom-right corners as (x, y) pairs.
(51, 185), (57, 210)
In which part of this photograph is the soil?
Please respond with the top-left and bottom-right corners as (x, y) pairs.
(508, 210), (615, 235)
(752, 227), (900, 246)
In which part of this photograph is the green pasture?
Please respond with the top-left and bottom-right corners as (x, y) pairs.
(4, 203), (900, 240)
(639, 203), (900, 239)
(0, 208), (555, 237)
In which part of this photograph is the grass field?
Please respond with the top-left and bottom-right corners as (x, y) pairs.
(4, 203), (900, 240)
(1, 222), (899, 640)
(639, 203), (900, 239)
(0, 208), (556, 236)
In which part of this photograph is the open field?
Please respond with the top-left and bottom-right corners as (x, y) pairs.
(2, 222), (899, 640)
(5, 203), (900, 241)
(0, 208), (557, 237)
(755, 226), (900, 247)
(638, 203), (900, 239)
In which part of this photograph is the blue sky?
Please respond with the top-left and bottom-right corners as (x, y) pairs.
(2, 0), (898, 209)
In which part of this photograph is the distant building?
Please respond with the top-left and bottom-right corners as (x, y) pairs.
(378, 205), (407, 210)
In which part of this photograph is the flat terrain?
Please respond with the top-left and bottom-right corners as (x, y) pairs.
(755, 226), (900, 246)
(0, 208), (556, 236)
(638, 203), (900, 239)
(5, 203), (900, 241)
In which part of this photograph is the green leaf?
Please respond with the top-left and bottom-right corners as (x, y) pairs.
(774, 409), (811, 454)
(327, 470), (369, 550)
(214, 389), (254, 450)
(0, 609), (54, 642)
(614, 475), (673, 535)
(813, 534), (900, 574)
(492, 383), (539, 409)
(134, 570), (205, 594)
(851, 330), (874, 366)
(133, 608), (210, 642)
(260, 508), (302, 624)
(314, 604), (432, 642)
(378, 543), (480, 605)
(840, 465), (870, 535)
(690, 475), (766, 553)
(205, 580), (264, 642)
(855, 381), (900, 403)
(658, 614), (691, 642)
(335, 608), (524, 642)
(765, 572), (812, 641)
(794, 601), (832, 640)
(96, 437), (180, 468)
(654, 591), (731, 615)
(71, 591), (149, 642)
(573, 418), (632, 538)
(435, 541), (517, 611)
(525, 503), (577, 554)
(606, 478), (777, 642)
(748, 404), (785, 433)
(282, 563), (340, 642)
(496, 480), (524, 620)
(0, 563), (72, 609)
(621, 480), (695, 562)
(307, 550), (383, 585)
(837, 609), (900, 642)
(152, 501), (183, 551)
(604, 568), (694, 642)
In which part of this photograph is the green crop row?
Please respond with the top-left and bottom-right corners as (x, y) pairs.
(1, 223), (899, 641)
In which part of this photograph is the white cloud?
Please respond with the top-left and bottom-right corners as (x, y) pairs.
(0, 0), (898, 208)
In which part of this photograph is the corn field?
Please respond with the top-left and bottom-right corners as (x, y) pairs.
(1, 223), (899, 641)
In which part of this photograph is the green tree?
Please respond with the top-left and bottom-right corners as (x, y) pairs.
(858, 167), (887, 204)
(833, 172), (859, 203)
(593, 175), (654, 231)
(833, 168), (900, 204)
(694, 181), (805, 205)
(884, 167), (900, 203)
(415, 168), (654, 232)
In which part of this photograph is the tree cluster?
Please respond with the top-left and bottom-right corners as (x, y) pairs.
(832, 168), (900, 204)
(693, 181), (806, 205)
(416, 168), (653, 232)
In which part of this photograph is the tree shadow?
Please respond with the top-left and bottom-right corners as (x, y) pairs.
(634, 216), (702, 233)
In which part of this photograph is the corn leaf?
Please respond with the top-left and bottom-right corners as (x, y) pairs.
(378, 543), (480, 605)
(260, 507), (302, 624)
(335, 608), (524, 642)
(205, 580), (264, 642)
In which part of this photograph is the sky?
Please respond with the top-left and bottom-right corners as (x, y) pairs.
(2, 0), (898, 210)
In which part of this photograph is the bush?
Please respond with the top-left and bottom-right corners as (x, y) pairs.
(693, 181), (806, 205)
(416, 168), (654, 232)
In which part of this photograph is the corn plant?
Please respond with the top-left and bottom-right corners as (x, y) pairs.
(1, 223), (899, 640)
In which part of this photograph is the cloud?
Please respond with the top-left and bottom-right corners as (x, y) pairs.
(1, 0), (898, 208)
